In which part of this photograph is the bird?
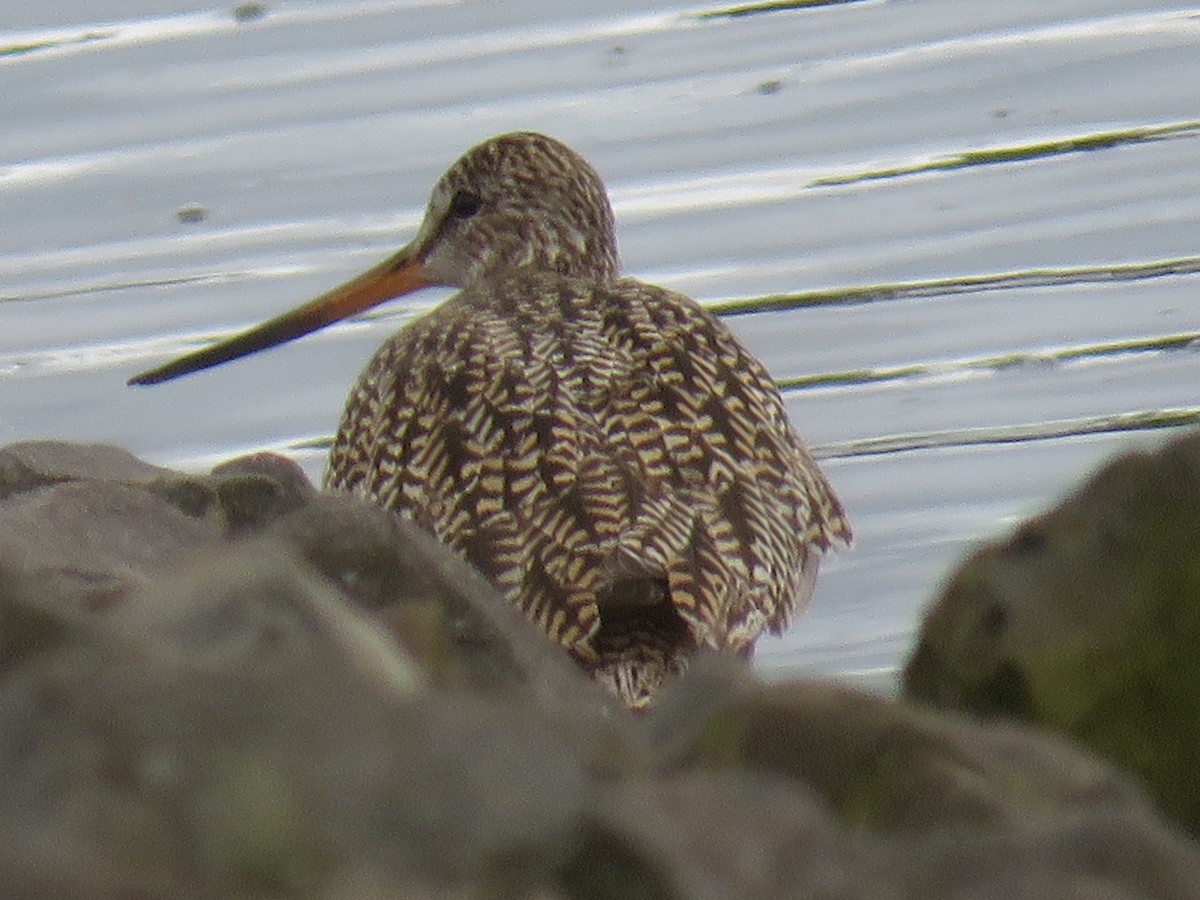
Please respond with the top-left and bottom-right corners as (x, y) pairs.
(129, 131), (851, 708)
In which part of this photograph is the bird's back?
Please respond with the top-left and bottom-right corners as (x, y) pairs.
(326, 271), (850, 705)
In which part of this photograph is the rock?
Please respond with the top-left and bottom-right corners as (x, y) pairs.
(210, 452), (316, 533)
(0, 439), (633, 774)
(0, 837), (245, 900)
(868, 813), (1200, 900)
(632, 665), (1200, 898)
(5, 438), (1199, 898)
(903, 431), (1200, 832)
(571, 766), (1200, 900)
(264, 495), (637, 773)
(0, 479), (223, 612)
(574, 771), (853, 900)
(652, 662), (1161, 834)
(265, 494), (526, 687)
(0, 440), (175, 500)
(267, 494), (607, 694)
(0, 640), (589, 897)
(0, 438), (220, 521)
(0, 563), (94, 670)
(105, 536), (427, 699)
(0, 439), (317, 536)
(0, 439), (595, 701)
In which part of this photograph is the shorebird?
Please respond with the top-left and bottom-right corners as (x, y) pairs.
(130, 132), (851, 708)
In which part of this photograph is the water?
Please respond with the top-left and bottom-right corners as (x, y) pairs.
(3, 0), (1199, 691)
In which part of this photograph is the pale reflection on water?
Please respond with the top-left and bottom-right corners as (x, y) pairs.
(3, 0), (1199, 687)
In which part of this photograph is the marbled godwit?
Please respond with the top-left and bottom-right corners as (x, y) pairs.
(130, 132), (851, 707)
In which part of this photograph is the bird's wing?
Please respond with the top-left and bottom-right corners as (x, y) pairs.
(325, 274), (848, 657)
(600, 279), (850, 638)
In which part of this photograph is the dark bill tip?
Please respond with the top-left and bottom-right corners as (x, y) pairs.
(128, 249), (430, 386)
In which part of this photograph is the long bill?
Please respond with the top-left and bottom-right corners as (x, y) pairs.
(128, 247), (432, 386)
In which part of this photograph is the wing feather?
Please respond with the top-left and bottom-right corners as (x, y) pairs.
(325, 271), (850, 672)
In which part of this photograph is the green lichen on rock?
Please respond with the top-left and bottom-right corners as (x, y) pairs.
(652, 666), (1157, 835)
(5, 439), (1200, 896)
(905, 430), (1200, 832)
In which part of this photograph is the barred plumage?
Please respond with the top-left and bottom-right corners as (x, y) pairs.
(327, 134), (851, 707)
(129, 132), (851, 708)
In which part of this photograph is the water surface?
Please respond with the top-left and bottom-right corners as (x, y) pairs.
(3, 0), (1199, 690)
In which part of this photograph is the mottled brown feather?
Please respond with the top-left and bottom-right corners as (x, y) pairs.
(325, 132), (850, 707)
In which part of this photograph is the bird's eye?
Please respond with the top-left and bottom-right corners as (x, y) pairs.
(448, 190), (482, 220)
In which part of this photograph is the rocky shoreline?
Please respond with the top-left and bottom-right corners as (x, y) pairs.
(1, 434), (1198, 898)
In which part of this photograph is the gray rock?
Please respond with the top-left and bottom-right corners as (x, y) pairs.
(0, 640), (588, 896)
(4, 438), (1198, 899)
(0, 479), (222, 612)
(0, 439), (319, 536)
(572, 768), (1200, 900)
(653, 668), (1161, 834)
(0, 440), (176, 500)
(210, 451), (316, 534)
(868, 812), (1200, 900)
(211, 451), (313, 495)
(265, 495), (637, 773)
(105, 536), (427, 699)
(0, 439), (223, 522)
(0, 562), (94, 670)
(904, 430), (1200, 832)
(576, 771), (856, 900)
(0, 439), (634, 776)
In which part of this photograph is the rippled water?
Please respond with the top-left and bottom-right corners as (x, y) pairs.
(4, 0), (1199, 690)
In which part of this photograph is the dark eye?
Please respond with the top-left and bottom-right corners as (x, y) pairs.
(448, 190), (482, 220)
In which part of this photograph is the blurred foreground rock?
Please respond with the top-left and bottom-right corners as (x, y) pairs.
(1, 438), (1199, 898)
(905, 430), (1200, 835)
